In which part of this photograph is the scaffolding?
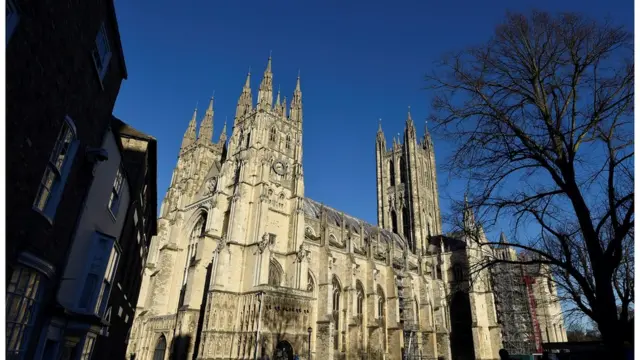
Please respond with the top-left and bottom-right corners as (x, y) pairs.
(396, 272), (420, 360)
(490, 262), (537, 355)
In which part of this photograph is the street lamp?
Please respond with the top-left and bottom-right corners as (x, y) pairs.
(307, 326), (312, 360)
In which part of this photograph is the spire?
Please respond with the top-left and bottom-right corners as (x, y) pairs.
(218, 117), (228, 144)
(405, 105), (416, 140)
(499, 232), (508, 246)
(198, 95), (215, 143)
(275, 85), (281, 106)
(463, 194), (476, 232)
(235, 70), (253, 120)
(181, 106), (198, 149)
(290, 72), (303, 123)
(257, 55), (274, 110)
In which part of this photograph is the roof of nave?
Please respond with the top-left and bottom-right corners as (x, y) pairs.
(302, 198), (407, 250)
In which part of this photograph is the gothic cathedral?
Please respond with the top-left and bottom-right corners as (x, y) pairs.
(127, 57), (566, 360)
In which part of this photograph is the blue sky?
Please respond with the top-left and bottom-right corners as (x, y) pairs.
(112, 0), (633, 239)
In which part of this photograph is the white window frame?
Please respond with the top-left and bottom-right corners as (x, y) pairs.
(6, 266), (44, 359)
(79, 334), (96, 360)
(6, 0), (20, 44)
(108, 165), (125, 219)
(77, 233), (120, 317)
(33, 116), (79, 222)
(91, 22), (112, 83)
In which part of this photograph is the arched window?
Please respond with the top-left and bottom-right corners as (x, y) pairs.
(246, 132), (251, 148)
(356, 281), (364, 316)
(332, 276), (341, 350)
(269, 128), (277, 142)
(377, 285), (385, 318)
(268, 260), (283, 287)
(153, 335), (167, 360)
(179, 213), (206, 307)
(285, 135), (291, 150)
(547, 279), (553, 294)
(391, 210), (399, 234)
(389, 159), (395, 185)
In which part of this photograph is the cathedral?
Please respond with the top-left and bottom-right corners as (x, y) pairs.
(127, 57), (566, 360)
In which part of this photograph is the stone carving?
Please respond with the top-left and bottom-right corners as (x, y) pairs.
(257, 233), (270, 254)
(296, 243), (309, 262)
(206, 177), (217, 194)
(215, 236), (229, 253)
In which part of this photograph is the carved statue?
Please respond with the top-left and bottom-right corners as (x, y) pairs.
(206, 177), (217, 194)
(296, 243), (309, 262)
(257, 233), (270, 254)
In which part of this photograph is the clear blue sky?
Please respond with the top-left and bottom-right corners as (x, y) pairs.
(112, 0), (633, 238)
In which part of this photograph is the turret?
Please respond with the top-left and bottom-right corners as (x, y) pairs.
(181, 107), (198, 150)
(289, 73), (302, 123)
(197, 96), (214, 144)
(257, 56), (273, 110)
(235, 71), (253, 120)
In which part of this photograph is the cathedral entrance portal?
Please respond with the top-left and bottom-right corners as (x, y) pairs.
(449, 291), (475, 360)
(273, 340), (294, 360)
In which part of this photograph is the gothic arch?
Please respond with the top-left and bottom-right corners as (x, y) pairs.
(355, 281), (365, 316)
(376, 285), (386, 318)
(153, 334), (167, 360)
(183, 208), (209, 237)
(268, 259), (284, 286)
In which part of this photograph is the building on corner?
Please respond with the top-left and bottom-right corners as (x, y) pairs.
(5, 1), (158, 359)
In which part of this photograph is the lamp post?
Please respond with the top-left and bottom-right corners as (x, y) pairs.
(307, 326), (312, 360)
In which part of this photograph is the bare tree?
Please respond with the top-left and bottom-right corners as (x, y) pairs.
(425, 10), (633, 356)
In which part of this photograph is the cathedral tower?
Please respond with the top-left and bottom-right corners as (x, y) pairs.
(375, 108), (442, 255)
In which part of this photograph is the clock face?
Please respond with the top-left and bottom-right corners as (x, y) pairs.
(273, 161), (286, 175)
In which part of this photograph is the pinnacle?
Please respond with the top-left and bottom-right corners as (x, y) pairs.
(244, 71), (251, 89)
(265, 53), (272, 73)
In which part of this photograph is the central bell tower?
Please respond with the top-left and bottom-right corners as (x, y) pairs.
(375, 110), (442, 255)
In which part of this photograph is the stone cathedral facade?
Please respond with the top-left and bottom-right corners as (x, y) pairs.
(127, 58), (565, 360)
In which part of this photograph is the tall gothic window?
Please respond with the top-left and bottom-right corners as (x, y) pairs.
(178, 213), (206, 307)
(391, 210), (399, 234)
(400, 157), (407, 184)
(285, 135), (291, 150)
(356, 281), (364, 316)
(268, 260), (283, 286)
(377, 285), (385, 318)
(153, 335), (167, 360)
(389, 159), (395, 185)
(332, 276), (341, 350)
(269, 127), (277, 142)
